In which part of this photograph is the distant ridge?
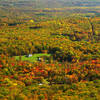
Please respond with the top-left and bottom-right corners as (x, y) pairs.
(0, 0), (100, 8)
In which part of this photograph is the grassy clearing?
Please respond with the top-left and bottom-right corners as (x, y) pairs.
(15, 53), (51, 62)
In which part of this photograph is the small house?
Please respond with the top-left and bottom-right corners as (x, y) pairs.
(26, 54), (32, 57)
(37, 56), (50, 62)
(37, 57), (44, 62)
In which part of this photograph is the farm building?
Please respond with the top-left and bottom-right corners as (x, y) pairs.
(26, 54), (32, 57)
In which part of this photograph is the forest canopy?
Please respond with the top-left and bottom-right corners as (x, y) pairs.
(0, 0), (100, 100)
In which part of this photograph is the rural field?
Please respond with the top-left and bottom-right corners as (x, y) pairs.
(0, 0), (100, 100)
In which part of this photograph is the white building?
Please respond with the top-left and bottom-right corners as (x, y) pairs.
(28, 54), (32, 57)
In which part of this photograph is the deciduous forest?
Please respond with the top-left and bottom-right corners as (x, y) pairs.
(0, 0), (100, 100)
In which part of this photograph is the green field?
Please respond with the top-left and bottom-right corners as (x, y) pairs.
(15, 53), (51, 62)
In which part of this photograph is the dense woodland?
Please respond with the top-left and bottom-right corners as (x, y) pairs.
(0, 1), (100, 100)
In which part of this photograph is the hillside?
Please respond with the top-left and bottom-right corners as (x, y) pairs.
(0, 0), (100, 100)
